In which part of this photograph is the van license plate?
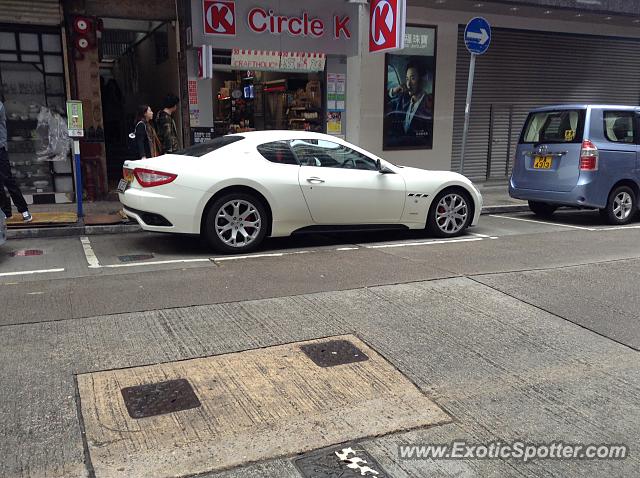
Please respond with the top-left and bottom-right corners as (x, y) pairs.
(533, 155), (552, 169)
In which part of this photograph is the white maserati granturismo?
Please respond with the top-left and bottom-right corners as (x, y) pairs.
(119, 131), (482, 253)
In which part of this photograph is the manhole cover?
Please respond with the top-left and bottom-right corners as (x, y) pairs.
(121, 379), (201, 419)
(295, 444), (389, 477)
(118, 253), (154, 263)
(8, 249), (44, 257)
(300, 340), (369, 367)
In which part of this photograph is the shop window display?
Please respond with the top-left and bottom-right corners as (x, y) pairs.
(0, 27), (70, 198)
(214, 71), (324, 136)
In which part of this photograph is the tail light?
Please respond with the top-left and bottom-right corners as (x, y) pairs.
(579, 140), (598, 171)
(133, 168), (177, 187)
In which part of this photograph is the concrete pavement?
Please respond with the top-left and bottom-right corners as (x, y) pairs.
(1, 209), (639, 477)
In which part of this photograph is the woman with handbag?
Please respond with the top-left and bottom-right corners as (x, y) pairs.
(133, 105), (162, 160)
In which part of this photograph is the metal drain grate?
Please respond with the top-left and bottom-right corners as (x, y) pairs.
(300, 340), (369, 368)
(295, 444), (389, 477)
(121, 379), (201, 419)
(8, 249), (44, 257)
(118, 253), (154, 263)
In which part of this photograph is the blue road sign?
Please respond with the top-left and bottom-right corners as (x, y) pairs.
(464, 17), (491, 55)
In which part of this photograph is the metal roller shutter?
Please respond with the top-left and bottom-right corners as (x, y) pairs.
(451, 27), (640, 181)
(0, 0), (61, 26)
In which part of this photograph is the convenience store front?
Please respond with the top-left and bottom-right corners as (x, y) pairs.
(188, 0), (357, 141)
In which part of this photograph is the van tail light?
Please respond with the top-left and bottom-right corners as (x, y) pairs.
(579, 140), (599, 171)
(133, 168), (177, 187)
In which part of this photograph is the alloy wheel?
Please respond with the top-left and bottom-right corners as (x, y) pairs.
(435, 193), (468, 234)
(215, 199), (262, 248)
(613, 191), (633, 221)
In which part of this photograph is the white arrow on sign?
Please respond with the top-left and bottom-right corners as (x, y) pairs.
(467, 28), (489, 45)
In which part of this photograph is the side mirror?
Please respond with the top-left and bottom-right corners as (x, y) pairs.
(376, 159), (394, 174)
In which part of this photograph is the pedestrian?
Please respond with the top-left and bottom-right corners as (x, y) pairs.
(155, 93), (180, 154)
(134, 105), (161, 160)
(0, 92), (32, 222)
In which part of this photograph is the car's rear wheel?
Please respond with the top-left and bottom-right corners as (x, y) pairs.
(426, 189), (473, 238)
(528, 201), (557, 217)
(603, 186), (636, 225)
(204, 193), (268, 253)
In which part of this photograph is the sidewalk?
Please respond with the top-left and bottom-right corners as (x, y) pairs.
(6, 182), (527, 239)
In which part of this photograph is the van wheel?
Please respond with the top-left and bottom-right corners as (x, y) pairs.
(603, 186), (636, 225)
(528, 201), (557, 217)
(203, 193), (268, 253)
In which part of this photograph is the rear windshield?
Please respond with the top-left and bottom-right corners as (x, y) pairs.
(174, 136), (244, 157)
(520, 110), (585, 145)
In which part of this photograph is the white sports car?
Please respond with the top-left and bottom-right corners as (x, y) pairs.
(119, 131), (482, 253)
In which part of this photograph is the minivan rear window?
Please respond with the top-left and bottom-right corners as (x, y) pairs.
(520, 110), (585, 145)
(175, 136), (244, 157)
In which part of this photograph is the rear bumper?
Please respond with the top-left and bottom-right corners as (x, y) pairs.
(119, 186), (202, 234)
(509, 177), (605, 209)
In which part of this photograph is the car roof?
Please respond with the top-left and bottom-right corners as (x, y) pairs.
(228, 130), (346, 144)
(530, 104), (640, 112)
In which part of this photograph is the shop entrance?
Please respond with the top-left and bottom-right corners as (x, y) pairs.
(211, 69), (324, 137)
(98, 18), (182, 188)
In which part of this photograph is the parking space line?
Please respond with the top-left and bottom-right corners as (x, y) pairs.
(469, 232), (499, 239)
(592, 225), (640, 231)
(489, 214), (596, 231)
(102, 258), (213, 268)
(80, 236), (101, 269)
(364, 237), (484, 249)
(212, 250), (312, 262)
(0, 268), (65, 278)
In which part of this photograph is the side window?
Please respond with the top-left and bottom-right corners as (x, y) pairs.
(257, 141), (298, 165)
(290, 139), (378, 171)
(604, 111), (635, 144)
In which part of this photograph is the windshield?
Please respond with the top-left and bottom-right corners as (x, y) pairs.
(520, 110), (585, 145)
(174, 136), (244, 157)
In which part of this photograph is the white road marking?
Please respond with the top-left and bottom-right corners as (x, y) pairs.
(27, 291), (44, 295)
(469, 232), (499, 239)
(213, 250), (312, 262)
(80, 236), (101, 268)
(336, 247), (359, 251)
(489, 214), (596, 231)
(593, 224), (640, 231)
(364, 237), (483, 249)
(0, 268), (65, 277)
(102, 258), (212, 268)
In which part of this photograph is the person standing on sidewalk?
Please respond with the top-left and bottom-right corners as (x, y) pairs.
(155, 93), (180, 154)
(0, 94), (32, 222)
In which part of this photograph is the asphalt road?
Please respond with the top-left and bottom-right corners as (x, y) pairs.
(1, 209), (640, 477)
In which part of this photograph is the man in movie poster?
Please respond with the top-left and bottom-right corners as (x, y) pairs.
(383, 27), (436, 150)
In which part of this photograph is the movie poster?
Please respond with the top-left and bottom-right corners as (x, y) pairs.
(383, 26), (437, 150)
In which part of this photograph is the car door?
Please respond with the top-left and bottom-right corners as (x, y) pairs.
(290, 139), (406, 224)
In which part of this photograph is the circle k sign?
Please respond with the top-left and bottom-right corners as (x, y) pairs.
(369, 0), (406, 53)
(204, 0), (236, 36)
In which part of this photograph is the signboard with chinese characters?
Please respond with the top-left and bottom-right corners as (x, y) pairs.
(231, 49), (325, 72)
(66, 100), (84, 137)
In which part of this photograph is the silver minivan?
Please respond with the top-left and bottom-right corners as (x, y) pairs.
(510, 105), (639, 225)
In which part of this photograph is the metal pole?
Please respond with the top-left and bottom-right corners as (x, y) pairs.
(459, 53), (476, 175)
(73, 140), (83, 218)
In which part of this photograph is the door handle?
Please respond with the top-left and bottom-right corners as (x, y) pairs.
(306, 177), (325, 184)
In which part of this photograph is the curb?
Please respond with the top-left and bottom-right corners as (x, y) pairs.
(6, 205), (529, 239)
(7, 223), (141, 240)
(481, 204), (529, 215)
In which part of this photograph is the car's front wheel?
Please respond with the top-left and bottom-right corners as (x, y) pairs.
(426, 189), (473, 238)
(204, 193), (268, 253)
(528, 201), (557, 217)
(602, 185), (636, 225)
